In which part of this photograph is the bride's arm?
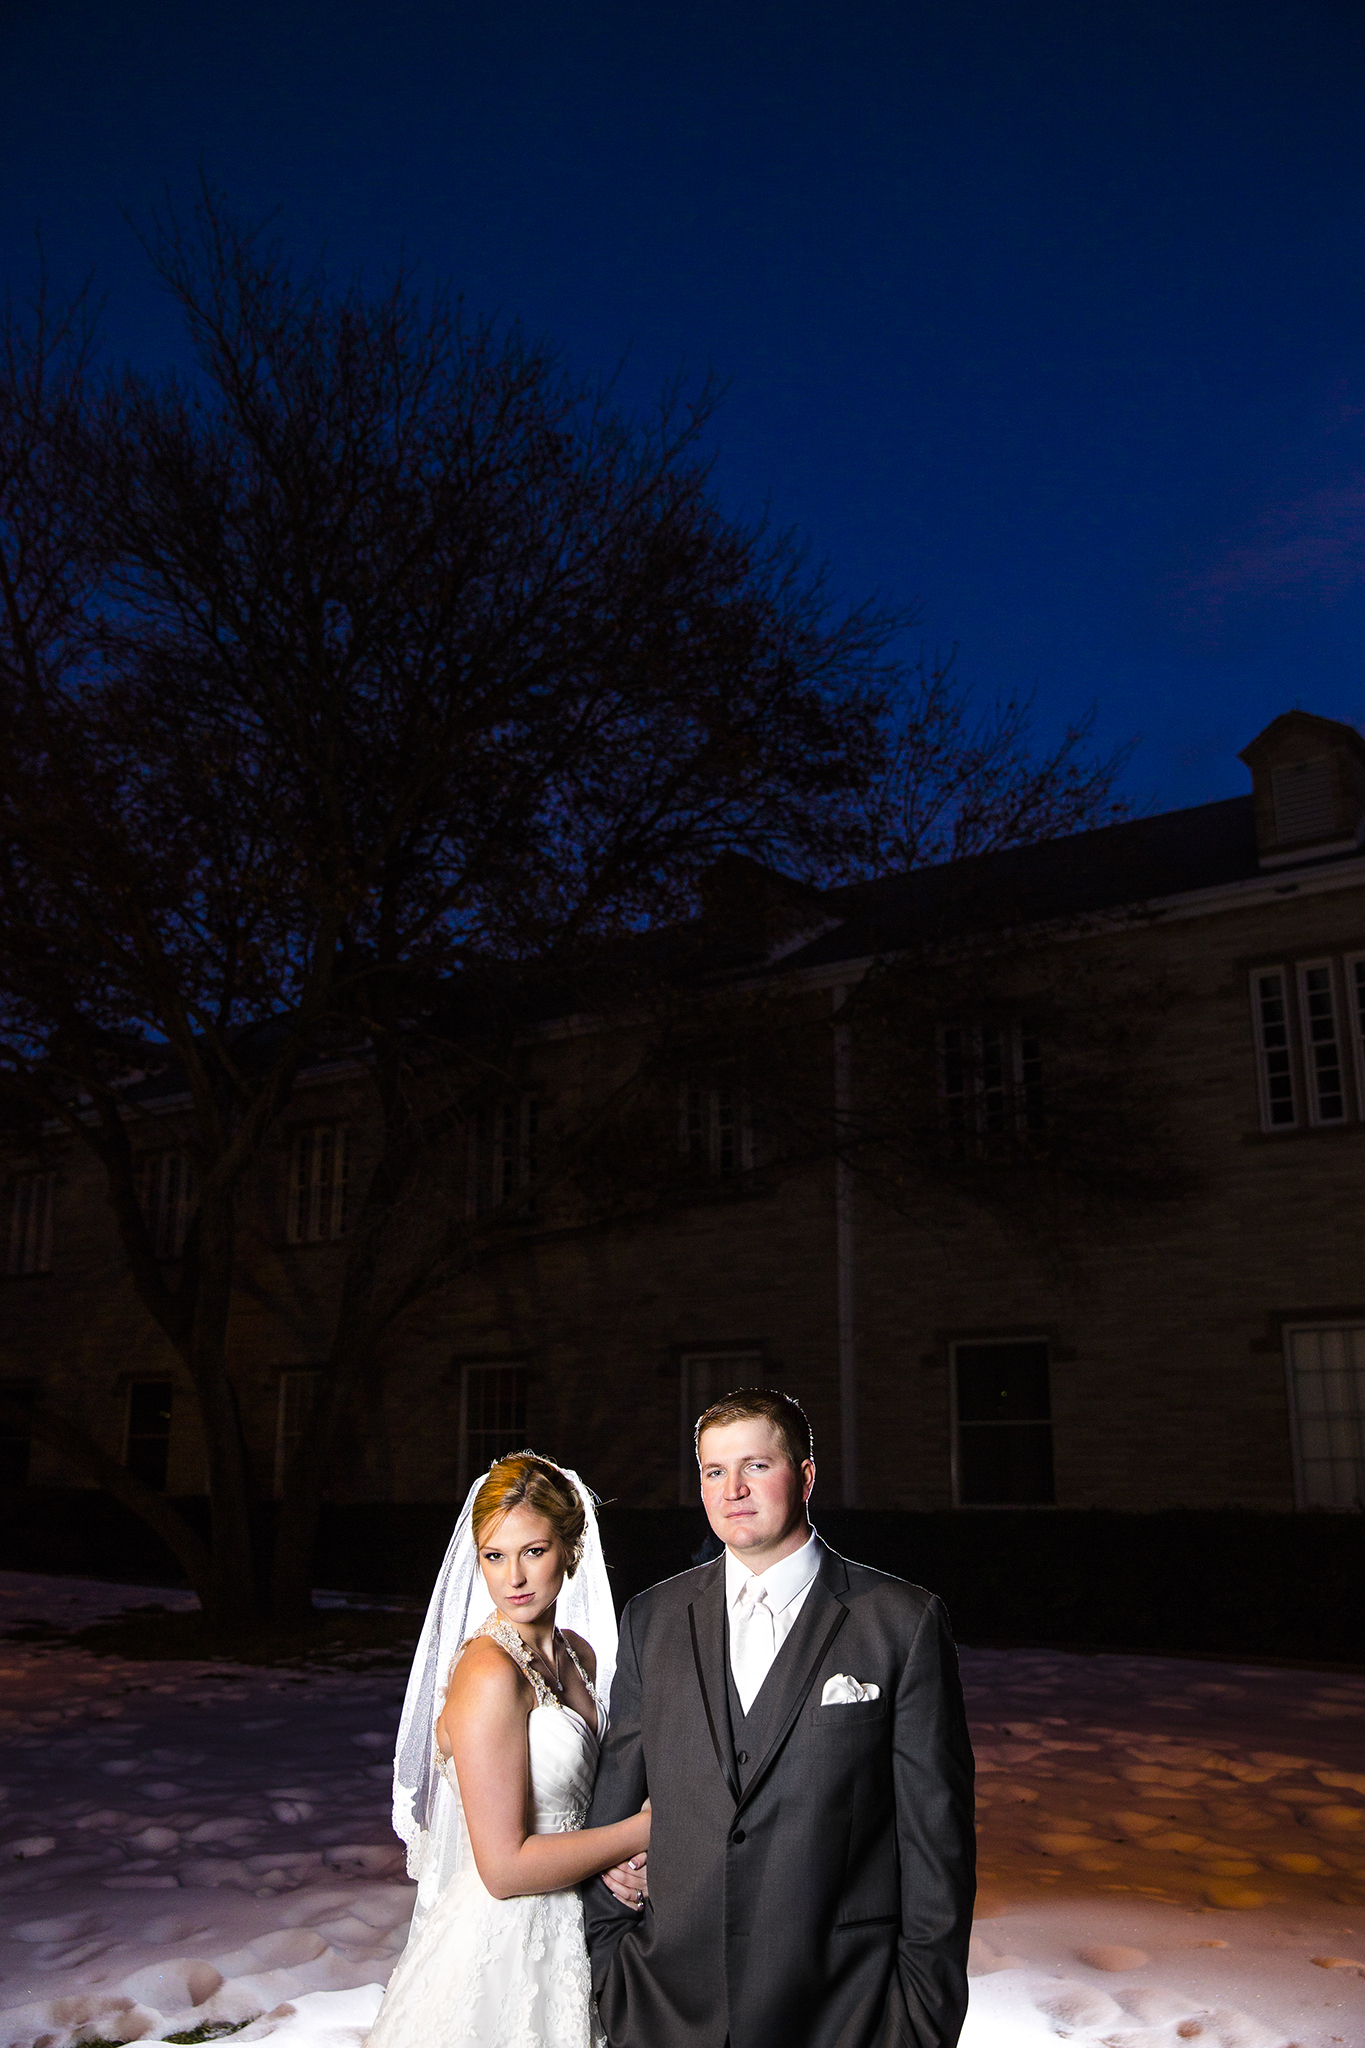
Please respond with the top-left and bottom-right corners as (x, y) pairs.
(442, 1640), (650, 1902)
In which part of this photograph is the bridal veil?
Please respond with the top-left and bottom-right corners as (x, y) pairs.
(390, 1465), (618, 1929)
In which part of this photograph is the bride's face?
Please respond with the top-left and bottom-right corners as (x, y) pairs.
(477, 1505), (567, 1627)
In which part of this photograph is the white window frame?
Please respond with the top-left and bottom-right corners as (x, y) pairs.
(6, 1171), (55, 1276)
(274, 1368), (322, 1496)
(136, 1148), (197, 1259)
(1249, 967), (1299, 1131)
(457, 1361), (529, 1495)
(936, 1021), (1042, 1146)
(468, 1096), (539, 1216)
(677, 1348), (764, 1503)
(1345, 951), (1365, 1123)
(286, 1125), (351, 1243)
(1296, 959), (1348, 1126)
(679, 1082), (753, 1179)
(1282, 1321), (1365, 1512)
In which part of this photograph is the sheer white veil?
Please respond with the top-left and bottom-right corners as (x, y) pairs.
(391, 1463), (617, 1928)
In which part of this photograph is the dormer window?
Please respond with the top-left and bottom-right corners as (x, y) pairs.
(1239, 712), (1365, 868)
(1272, 756), (1338, 846)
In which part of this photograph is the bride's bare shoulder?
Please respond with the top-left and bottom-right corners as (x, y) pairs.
(446, 1633), (532, 1711)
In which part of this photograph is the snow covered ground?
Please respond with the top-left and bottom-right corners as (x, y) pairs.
(0, 1571), (1361, 2048)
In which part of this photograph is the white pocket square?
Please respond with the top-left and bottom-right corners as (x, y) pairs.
(820, 1674), (881, 1705)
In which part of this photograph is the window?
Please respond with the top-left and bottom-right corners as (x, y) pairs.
(952, 1340), (1054, 1506)
(1297, 962), (1347, 1125)
(137, 1149), (197, 1259)
(1347, 954), (1365, 1114)
(6, 1171), (54, 1276)
(287, 1125), (351, 1243)
(680, 1082), (752, 1178)
(1250, 969), (1298, 1130)
(274, 1368), (322, 1496)
(469, 1097), (538, 1216)
(0, 1382), (36, 1489)
(938, 1021), (1044, 1152)
(125, 1380), (173, 1491)
(460, 1363), (528, 1491)
(1285, 1324), (1365, 1511)
(1271, 756), (1337, 844)
(678, 1349), (764, 1503)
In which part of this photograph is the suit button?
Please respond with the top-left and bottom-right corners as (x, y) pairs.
(731, 1829), (746, 1843)
(736, 1750), (748, 1764)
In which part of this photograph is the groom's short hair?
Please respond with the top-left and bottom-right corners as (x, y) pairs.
(694, 1388), (813, 1472)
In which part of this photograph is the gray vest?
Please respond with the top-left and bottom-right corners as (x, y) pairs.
(722, 1610), (796, 1793)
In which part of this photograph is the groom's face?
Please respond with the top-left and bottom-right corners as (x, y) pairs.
(697, 1419), (814, 1564)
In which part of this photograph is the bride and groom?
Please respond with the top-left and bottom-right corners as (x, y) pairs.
(368, 1387), (975, 2048)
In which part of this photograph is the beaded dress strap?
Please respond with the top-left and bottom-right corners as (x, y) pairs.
(477, 1614), (562, 1710)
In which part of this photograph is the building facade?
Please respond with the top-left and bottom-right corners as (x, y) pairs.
(3, 710), (1365, 1517)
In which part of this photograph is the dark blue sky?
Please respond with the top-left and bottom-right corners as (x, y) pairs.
(5, 0), (1365, 813)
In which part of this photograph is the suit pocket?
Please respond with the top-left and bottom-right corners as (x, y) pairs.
(810, 1698), (889, 1728)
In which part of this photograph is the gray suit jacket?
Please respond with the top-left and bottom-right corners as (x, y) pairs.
(583, 1539), (975, 2048)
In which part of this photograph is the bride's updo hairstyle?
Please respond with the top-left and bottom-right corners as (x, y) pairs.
(471, 1452), (587, 1577)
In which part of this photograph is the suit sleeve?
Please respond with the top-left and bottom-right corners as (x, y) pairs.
(582, 1590), (649, 1984)
(891, 1593), (976, 2048)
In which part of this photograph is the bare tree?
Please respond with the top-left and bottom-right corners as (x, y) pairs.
(855, 657), (1135, 875)
(0, 196), (1136, 1626)
(0, 200), (893, 1623)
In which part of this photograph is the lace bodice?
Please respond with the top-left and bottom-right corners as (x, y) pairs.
(369, 1612), (608, 2047)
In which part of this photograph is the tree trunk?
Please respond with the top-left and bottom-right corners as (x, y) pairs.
(186, 1187), (262, 1628)
(269, 1351), (362, 1623)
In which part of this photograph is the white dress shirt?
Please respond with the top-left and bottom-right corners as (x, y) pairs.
(725, 1528), (823, 1714)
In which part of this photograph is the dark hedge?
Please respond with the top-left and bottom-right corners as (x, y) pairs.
(1, 1490), (1360, 1664)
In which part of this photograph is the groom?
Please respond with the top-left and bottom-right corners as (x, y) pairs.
(585, 1388), (975, 2048)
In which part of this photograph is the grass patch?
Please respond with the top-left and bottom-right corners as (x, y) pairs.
(62, 2017), (259, 2045)
(163, 2021), (259, 2043)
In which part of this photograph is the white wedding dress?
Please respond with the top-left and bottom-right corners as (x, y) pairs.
(364, 1616), (608, 2048)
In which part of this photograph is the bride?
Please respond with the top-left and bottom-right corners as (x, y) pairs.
(365, 1450), (648, 2048)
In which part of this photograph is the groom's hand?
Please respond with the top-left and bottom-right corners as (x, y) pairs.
(601, 1853), (648, 1909)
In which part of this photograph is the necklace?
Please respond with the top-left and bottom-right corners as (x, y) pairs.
(529, 1633), (564, 1695)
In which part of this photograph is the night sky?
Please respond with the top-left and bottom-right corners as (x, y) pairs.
(5, 0), (1365, 816)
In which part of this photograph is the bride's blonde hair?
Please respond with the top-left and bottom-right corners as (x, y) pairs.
(471, 1451), (588, 1577)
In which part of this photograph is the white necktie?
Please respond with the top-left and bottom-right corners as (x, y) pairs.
(731, 1579), (777, 1714)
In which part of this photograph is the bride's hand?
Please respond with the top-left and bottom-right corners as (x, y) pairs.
(601, 1845), (648, 1909)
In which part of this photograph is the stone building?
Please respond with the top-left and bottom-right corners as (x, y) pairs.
(3, 710), (1364, 1519)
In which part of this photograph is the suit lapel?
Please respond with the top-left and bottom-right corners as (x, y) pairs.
(734, 1546), (850, 1816)
(688, 1562), (739, 1804)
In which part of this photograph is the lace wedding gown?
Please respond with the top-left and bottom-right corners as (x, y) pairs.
(365, 1617), (608, 2048)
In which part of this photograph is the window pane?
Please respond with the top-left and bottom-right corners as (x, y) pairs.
(980, 1027), (1007, 1134)
(126, 1381), (173, 1491)
(465, 1365), (528, 1478)
(7, 1172), (54, 1276)
(0, 1383), (35, 1489)
(940, 1026), (969, 1140)
(955, 1342), (1051, 1423)
(1301, 965), (1345, 1123)
(1018, 1023), (1045, 1137)
(958, 1422), (1055, 1506)
(1289, 1325), (1365, 1511)
(716, 1086), (736, 1175)
(1253, 972), (1296, 1127)
(275, 1369), (322, 1494)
